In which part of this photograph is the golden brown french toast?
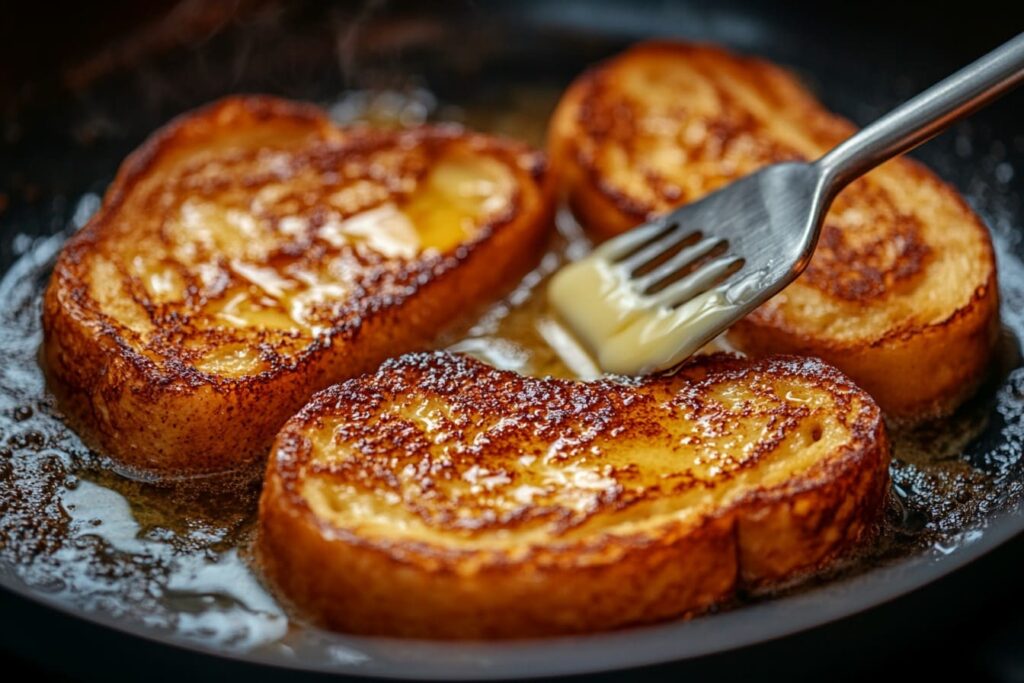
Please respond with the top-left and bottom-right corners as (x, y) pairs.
(549, 42), (999, 421)
(258, 351), (888, 638)
(42, 96), (551, 479)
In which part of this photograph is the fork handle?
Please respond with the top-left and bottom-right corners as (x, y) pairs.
(816, 32), (1024, 193)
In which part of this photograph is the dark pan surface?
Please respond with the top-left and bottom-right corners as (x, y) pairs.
(1, 1), (1023, 679)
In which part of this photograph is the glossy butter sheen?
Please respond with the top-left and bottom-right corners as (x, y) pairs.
(42, 96), (552, 477)
(111, 150), (515, 377)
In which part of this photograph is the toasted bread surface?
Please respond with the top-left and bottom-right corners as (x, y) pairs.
(42, 96), (551, 479)
(258, 351), (888, 638)
(549, 42), (999, 420)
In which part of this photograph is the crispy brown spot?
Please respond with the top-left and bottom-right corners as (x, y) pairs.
(278, 352), (877, 538)
(572, 46), (929, 303)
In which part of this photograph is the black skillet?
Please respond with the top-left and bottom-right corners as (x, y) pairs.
(1, 1), (1023, 680)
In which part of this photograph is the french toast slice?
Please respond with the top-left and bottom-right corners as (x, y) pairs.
(549, 42), (1000, 421)
(258, 351), (888, 638)
(42, 96), (551, 479)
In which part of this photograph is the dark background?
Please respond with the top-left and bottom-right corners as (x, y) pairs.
(1, 1), (1023, 681)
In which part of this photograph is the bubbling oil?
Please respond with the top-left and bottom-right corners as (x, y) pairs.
(2, 89), (1024, 654)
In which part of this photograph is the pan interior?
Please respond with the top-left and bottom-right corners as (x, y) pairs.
(0, 1), (1022, 677)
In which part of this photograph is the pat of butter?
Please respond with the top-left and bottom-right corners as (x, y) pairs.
(547, 253), (739, 375)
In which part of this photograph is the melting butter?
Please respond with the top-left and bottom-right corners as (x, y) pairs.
(547, 252), (741, 375)
(324, 203), (420, 258)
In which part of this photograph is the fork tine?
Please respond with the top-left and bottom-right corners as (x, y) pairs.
(649, 255), (743, 309)
(618, 227), (703, 273)
(595, 221), (669, 261)
(634, 236), (723, 292)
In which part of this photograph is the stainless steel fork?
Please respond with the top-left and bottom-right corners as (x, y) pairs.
(549, 33), (1024, 375)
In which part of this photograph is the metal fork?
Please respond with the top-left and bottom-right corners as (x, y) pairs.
(549, 33), (1024, 376)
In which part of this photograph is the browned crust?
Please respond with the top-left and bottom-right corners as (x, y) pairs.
(42, 96), (553, 479)
(258, 351), (889, 638)
(730, 276), (1000, 421)
(548, 41), (999, 420)
(101, 96), (345, 198)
